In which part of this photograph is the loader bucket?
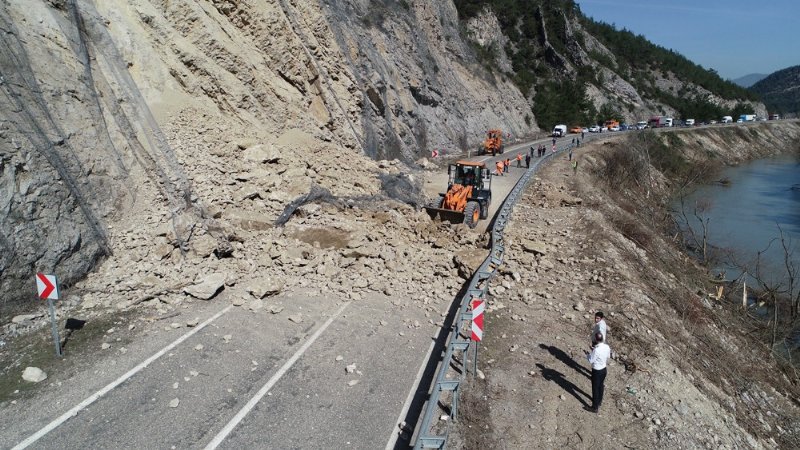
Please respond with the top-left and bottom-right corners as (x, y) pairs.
(424, 206), (467, 225)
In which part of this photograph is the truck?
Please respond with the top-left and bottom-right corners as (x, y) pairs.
(648, 116), (673, 128)
(740, 114), (756, 122)
(603, 119), (620, 131)
(425, 161), (492, 228)
(552, 124), (567, 137)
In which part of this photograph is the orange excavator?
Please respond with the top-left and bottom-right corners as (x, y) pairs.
(425, 161), (492, 228)
(481, 129), (504, 156)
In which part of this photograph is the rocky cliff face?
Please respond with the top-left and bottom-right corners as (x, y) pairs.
(0, 0), (536, 312)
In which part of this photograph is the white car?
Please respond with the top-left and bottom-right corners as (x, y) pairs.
(581, 127), (589, 133)
(589, 125), (601, 133)
(609, 126), (620, 132)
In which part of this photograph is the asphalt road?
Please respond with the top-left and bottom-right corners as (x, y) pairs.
(2, 288), (443, 449)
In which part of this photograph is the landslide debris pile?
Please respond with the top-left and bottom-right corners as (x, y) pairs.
(1, 0), (538, 315)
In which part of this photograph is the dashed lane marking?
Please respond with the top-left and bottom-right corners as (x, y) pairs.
(12, 304), (234, 450)
(204, 301), (352, 450)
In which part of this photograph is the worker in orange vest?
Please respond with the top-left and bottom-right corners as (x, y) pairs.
(516, 153), (523, 168)
(495, 160), (504, 176)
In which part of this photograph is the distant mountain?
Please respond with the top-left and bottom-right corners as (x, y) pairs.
(750, 65), (800, 115)
(732, 73), (767, 88)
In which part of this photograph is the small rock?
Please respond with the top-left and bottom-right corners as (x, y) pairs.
(268, 305), (284, 314)
(22, 367), (47, 383)
(288, 314), (303, 323)
(347, 379), (360, 387)
(223, 335), (232, 342)
(476, 369), (485, 380)
(559, 394), (566, 400)
(101, 342), (111, 350)
(169, 398), (180, 408)
(186, 318), (200, 327)
(194, 344), (204, 351)
(335, 355), (344, 361)
(346, 364), (357, 374)
(573, 302), (585, 312)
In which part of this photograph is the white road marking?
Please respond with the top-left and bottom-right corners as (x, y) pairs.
(384, 329), (441, 450)
(204, 301), (352, 450)
(12, 305), (234, 450)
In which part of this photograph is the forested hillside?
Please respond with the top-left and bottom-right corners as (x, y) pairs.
(453, 0), (760, 128)
(750, 65), (800, 116)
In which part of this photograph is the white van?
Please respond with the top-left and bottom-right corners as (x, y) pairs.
(664, 117), (673, 127)
(721, 116), (733, 123)
(685, 119), (695, 126)
(552, 125), (567, 137)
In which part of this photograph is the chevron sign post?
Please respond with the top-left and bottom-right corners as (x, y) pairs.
(471, 298), (484, 341)
(35, 273), (62, 357)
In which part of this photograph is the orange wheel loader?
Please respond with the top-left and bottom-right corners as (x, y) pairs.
(480, 129), (505, 156)
(425, 161), (492, 228)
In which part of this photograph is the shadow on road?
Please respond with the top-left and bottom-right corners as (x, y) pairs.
(540, 344), (591, 379)
(536, 363), (591, 408)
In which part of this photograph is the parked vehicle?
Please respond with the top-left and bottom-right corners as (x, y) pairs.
(589, 125), (601, 133)
(648, 116), (672, 128)
(552, 124), (568, 137)
(685, 118), (695, 126)
(769, 114), (780, 120)
(636, 121), (648, 129)
(721, 116), (733, 123)
(603, 119), (620, 131)
(569, 126), (583, 134)
(739, 114), (756, 122)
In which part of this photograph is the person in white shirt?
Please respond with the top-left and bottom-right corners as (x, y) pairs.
(591, 311), (607, 346)
(587, 332), (610, 413)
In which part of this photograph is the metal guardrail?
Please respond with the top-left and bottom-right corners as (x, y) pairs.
(413, 142), (576, 449)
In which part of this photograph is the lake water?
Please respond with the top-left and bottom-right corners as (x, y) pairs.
(676, 154), (800, 286)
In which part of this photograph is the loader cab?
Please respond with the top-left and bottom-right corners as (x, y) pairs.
(449, 161), (491, 193)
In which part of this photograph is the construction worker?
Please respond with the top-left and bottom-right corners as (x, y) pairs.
(495, 160), (504, 176)
(504, 158), (510, 173)
(516, 153), (523, 168)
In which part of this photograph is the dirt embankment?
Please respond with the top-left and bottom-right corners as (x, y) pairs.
(452, 122), (800, 449)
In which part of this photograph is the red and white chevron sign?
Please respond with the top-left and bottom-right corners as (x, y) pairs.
(36, 273), (59, 300)
(431, 149), (439, 158)
(471, 298), (484, 341)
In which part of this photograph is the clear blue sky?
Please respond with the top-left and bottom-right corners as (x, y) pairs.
(576, 0), (799, 80)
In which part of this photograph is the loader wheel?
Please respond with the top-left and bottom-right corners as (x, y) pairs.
(480, 201), (489, 219)
(464, 201), (480, 229)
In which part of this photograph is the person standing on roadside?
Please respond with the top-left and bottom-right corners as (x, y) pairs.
(516, 152), (523, 168)
(572, 158), (578, 175)
(591, 311), (607, 346)
(525, 153), (531, 168)
(495, 160), (504, 177)
(530, 146), (535, 157)
(581, 131), (585, 140)
(504, 157), (511, 173)
(586, 332), (610, 413)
